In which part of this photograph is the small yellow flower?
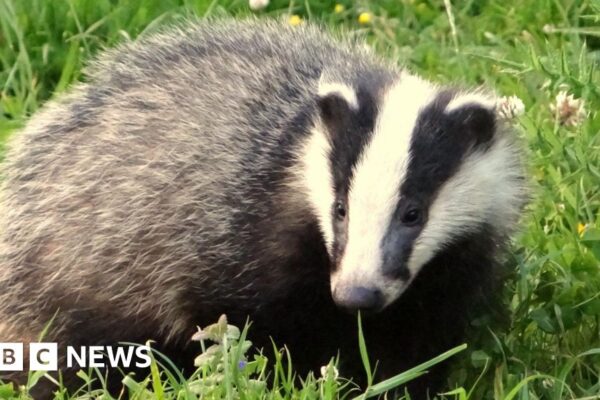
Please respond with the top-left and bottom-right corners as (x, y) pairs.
(577, 223), (587, 236)
(334, 4), (345, 13)
(358, 12), (372, 25)
(289, 15), (303, 26)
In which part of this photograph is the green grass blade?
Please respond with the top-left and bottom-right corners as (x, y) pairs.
(354, 344), (468, 399)
(356, 311), (373, 388)
(148, 344), (165, 400)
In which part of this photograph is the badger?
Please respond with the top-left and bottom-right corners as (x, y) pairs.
(0, 19), (526, 398)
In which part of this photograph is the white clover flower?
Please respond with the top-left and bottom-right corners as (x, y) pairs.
(551, 90), (587, 127)
(496, 95), (525, 120)
(542, 24), (555, 34)
(320, 364), (339, 380)
(249, 0), (269, 11)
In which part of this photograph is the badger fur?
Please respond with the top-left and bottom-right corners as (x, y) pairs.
(0, 19), (526, 398)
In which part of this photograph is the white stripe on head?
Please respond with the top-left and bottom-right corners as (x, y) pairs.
(332, 73), (437, 304)
(408, 126), (525, 274)
(445, 92), (497, 113)
(300, 81), (362, 253)
(318, 82), (359, 110)
(301, 127), (335, 252)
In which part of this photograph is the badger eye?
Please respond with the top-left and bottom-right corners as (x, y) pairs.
(335, 201), (347, 220)
(402, 208), (422, 226)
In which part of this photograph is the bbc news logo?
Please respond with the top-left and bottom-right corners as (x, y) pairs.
(0, 343), (151, 371)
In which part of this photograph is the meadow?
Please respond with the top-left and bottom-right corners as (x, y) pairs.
(0, 0), (599, 398)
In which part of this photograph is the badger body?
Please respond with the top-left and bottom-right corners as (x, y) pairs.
(0, 20), (526, 398)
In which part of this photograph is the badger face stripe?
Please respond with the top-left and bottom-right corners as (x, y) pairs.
(301, 127), (336, 252)
(408, 131), (526, 274)
(318, 82), (359, 111)
(302, 81), (370, 254)
(445, 92), (496, 113)
(332, 73), (437, 306)
(314, 75), (523, 311)
(397, 93), (508, 276)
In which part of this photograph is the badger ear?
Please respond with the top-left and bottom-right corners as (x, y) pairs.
(317, 82), (359, 138)
(445, 96), (497, 147)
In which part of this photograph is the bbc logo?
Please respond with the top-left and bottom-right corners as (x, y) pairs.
(0, 343), (57, 371)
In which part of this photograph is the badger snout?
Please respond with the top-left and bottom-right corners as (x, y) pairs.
(332, 285), (384, 313)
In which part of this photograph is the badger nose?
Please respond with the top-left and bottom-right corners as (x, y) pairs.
(333, 286), (384, 313)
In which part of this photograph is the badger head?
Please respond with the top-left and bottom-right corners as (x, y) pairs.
(302, 72), (526, 312)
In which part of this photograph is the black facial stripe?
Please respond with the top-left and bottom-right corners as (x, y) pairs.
(380, 202), (424, 282)
(400, 90), (497, 206)
(380, 90), (497, 280)
(327, 69), (395, 195)
(328, 86), (379, 194)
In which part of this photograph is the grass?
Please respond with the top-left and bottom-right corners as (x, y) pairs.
(0, 0), (599, 398)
